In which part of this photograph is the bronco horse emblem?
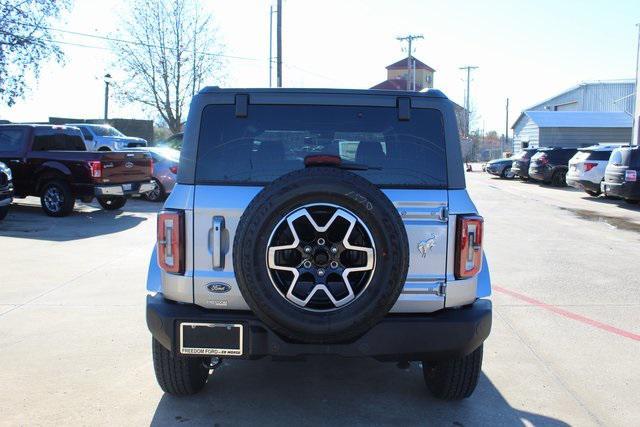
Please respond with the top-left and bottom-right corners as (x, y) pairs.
(417, 234), (437, 258)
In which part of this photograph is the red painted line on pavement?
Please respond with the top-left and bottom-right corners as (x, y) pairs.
(493, 285), (640, 342)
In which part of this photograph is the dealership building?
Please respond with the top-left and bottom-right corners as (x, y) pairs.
(512, 80), (635, 151)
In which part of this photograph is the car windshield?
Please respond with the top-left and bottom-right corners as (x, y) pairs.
(195, 104), (448, 188)
(90, 126), (125, 137)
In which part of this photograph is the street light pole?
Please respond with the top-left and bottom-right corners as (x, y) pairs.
(103, 73), (112, 121)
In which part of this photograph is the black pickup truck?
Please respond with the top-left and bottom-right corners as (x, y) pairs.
(0, 124), (154, 216)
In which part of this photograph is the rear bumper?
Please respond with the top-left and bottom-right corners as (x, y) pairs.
(95, 181), (155, 197)
(601, 181), (640, 200)
(528, 168), (549, 182)
(567, 178), (600, 193)
(146, 294), (492, 362)
(512, 165), (529, 178)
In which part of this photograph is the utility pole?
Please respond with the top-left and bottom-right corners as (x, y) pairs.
(396, 34), (423, 91)
(276, 0), (283, 88)
(505, 98), (510, 152)
(633, 23), (640, 145)
(459, 65), (478, 134)
(269, 5), (273, 87)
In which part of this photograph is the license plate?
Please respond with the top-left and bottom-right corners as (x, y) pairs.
(180, 322), (243, 356)
(122, 184), (132, 191)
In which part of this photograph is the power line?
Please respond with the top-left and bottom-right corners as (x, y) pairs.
(6, 19), (259, 61)
(6, 20), (342, 85)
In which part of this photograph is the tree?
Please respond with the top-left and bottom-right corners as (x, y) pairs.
(112, 0), (224, 133)
(0, 0), (70, 107)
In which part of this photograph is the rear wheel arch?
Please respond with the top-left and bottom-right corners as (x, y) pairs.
(35, 168), (71, 194)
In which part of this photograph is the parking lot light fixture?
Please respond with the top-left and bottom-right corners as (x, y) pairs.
(104, 73), (113, 120)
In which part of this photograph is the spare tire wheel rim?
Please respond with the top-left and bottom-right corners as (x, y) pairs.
(266, 203), (376, 312)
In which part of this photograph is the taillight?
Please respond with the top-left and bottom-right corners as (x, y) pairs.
(157, 210), (184, 274)
(88, 161), (102, 178)
(538, 154), (549, 165)
(583, 162), (597, 172)
(625, 170), (637, 182)
(455, 215), (483, 279)
(169, 165), (178, 174)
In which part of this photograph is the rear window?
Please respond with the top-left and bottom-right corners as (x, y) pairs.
(609, 149), (631, 166)
(195, 105), (447, 187)
(0, 128), (28, 154)
(583, 150), (613, 161)
(32, 128), (86, 151)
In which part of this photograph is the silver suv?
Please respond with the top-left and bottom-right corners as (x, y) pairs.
(146, 88), (492, 400)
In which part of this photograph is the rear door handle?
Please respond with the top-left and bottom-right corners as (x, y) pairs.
(211, 216), (225, 269)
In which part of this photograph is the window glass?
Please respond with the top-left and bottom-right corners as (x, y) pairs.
(79, 127), (93, 139)
(0, 129), (27, 154)
(609, 150), (625, 166)
(585, 150), (612, 161)
(196, 105), (447, 187)
(33, 128), (86, 151)
(90, 126), (125, 137)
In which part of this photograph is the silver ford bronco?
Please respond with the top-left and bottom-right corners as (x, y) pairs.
(146, 88), (492, 400)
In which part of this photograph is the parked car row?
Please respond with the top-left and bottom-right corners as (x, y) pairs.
(485, 144), (640, 204)
(0, 124), (180, 219)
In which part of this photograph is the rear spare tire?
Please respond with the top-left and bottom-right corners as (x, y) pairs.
(233, 167), (409, 344)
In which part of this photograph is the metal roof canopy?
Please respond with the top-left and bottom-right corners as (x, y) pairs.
(521, 111), (632, 128)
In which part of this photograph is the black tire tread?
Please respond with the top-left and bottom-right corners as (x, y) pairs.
(423, 344), (483, 400)
(152, 339), (209, 396)
(97, 196), (127, 210)
(0, 205), (9, 220)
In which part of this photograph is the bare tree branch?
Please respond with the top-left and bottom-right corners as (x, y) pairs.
(0, 0), (69, 108)
(111, 0), (223, 133)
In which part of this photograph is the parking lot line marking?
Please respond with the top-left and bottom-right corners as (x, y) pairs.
(494, 286), (640, 342)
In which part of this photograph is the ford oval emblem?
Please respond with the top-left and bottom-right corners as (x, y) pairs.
(206, 282), (231, 293)
(125, 161), (134, 169)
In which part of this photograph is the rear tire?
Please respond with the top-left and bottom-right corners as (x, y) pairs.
(624, 199), (639, 205)
(500, 167), (512, 179)
(0, 205), (9, 220)
(585, 190), (600, 197)
(152, 339), (209, 396)
(551, 170), (567, 187)
(423, 345), (483, 400)
(97, 196), (127, 210)
(144, 179), (166, 202)
(40, 180), (75, 217)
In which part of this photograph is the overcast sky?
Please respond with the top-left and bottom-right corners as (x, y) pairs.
(2, 0), (639, 134)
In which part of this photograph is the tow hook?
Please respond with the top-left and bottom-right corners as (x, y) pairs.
(202, 357), (223, 371)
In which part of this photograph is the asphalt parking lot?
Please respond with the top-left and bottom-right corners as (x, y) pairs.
(1, 174), (639, 426)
